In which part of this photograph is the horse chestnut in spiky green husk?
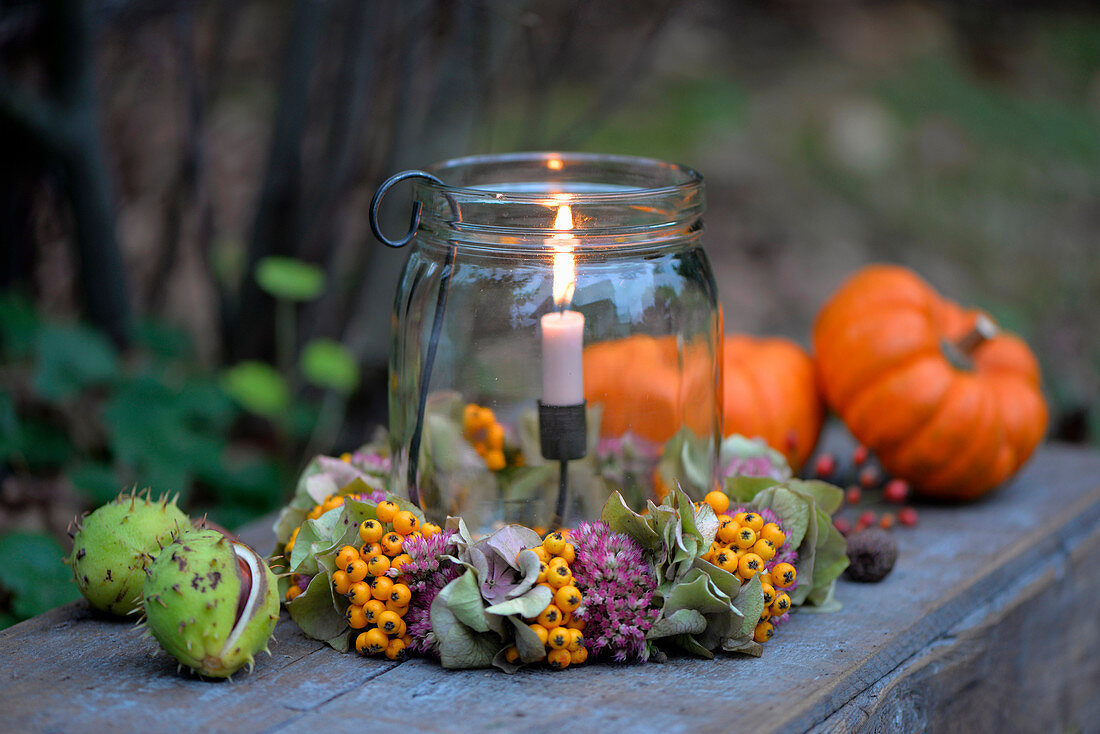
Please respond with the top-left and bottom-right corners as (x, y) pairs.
(142, 529), (279, 678)
(68, 488), (189, 615)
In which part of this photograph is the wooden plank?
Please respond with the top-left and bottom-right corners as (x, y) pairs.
(1, 443), (1098, 733)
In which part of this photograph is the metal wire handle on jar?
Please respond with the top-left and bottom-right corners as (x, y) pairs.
(368, 170), (459, 507)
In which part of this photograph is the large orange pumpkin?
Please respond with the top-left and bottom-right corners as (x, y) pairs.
(582, 334), (823, 469)
(813, 264), (1047, 500)
(723, 335), (824, 470)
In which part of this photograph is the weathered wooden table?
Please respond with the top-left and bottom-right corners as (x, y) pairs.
(3, 440), (1100, 733)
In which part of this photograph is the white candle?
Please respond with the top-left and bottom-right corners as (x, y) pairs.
(540, 200), (585, 406)
(541, 310), (585, 405)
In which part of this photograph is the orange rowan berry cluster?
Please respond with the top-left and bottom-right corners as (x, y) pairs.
(329, 501), (441, 661)
(701, 491), (797, 644)
(463, 403), (523, 472)
(505, 531), (588, 670)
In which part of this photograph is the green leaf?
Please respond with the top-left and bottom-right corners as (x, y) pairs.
(484, 584), (552, 619)
(789, 479), (845, 515)
(66, 463), (120, 506)
(300, 339), (360, 394)
(725, 475), (783, 503)
(442, 569), (492, 634)
(221, 361), (289, 418)
(806, 509), (849, 607)
(601, 492), (661, 551)
(286, 571), (349, 652)
(647, 608), (708, 639)
(133, 319), (194, 361)
(0, 292), (38, 361)
(432, 573), (502, 669)
(750, 486), (811, 549)
(255, 256), (326, 301)
(32, 324), (118, 401)
(0, 531), (80, 620)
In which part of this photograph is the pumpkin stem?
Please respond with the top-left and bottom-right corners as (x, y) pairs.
(943, 313), (999, 369)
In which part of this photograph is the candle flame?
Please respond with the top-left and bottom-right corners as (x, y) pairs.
(552, 204), (575, 307)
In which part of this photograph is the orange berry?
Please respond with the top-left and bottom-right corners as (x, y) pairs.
(558, 543), (576, 565)
(554, 585), (582, 613)
(529, 623), (549, 646)
(547, 648), (570, 670)
(734, 527), (757, 550)
(336, 545), (359, 569)
(346, 604), (368, 629)
(366, 554), (390, 578)
(385, 637), (407, 660)
(381, 532), (404, 557)
(370, 576), (394, 601)
(547, 627), (570, 650)
(737, 552), (764, 579)
(717, 522), (740, 545)
(377, 610), (402, 635)
(375, 500), (399, 524)
(389, 583), (412, 607)
(773, 562), (796, 589)
(356, 628), (388, 655)
(536, 604), (563, 628)
(543, 532), (567, 556)
(345, 559), (369, 584)
(760, 523), (785, 548)
(751, 538), (777, 562)
(347, 581), (372, 606)
(704, 490), (730, 515)
(392, 511), (420, 536)
(331, 570), (351, 596)
(358, 520), (384, 544)
(485, 450), (506, 471)
(363, 599), (384, 624)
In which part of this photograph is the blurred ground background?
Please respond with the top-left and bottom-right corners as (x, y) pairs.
(0, 0), (1097, 626)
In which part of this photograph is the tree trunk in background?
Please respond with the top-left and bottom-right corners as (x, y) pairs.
(0, 0), (131, 346)
(232, 0), (331, 362)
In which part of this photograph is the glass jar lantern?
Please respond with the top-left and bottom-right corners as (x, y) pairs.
(376, 152), (722, 534)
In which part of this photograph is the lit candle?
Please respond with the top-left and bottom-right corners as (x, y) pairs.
(540, 202), (585, 406)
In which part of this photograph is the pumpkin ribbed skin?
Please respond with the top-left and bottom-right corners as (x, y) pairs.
(582, 334), (823, 468)
(813, 265), (1047, 500)
(582, 335), (713, 444)
(723, 336), (823, 470)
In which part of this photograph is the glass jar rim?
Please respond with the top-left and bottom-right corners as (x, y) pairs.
(419, 151), (704, 202)
(411, 152), (705, 252)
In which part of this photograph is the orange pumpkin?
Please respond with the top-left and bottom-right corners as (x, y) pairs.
(723, 335), (824, 470)
(582, 334), (823, 469)
(813, 264), (1047, 500)
(582, 335), (710, 444)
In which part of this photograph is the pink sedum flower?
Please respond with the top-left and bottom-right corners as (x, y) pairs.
(570, 521), (660, 662)
(389, 530), (461, 656)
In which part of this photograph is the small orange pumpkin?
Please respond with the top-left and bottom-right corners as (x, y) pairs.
(813, 264), (1047, 500)
(582, 335), (706, 444)
(582, 334), (823, 468)
(723, 336), (824, 471)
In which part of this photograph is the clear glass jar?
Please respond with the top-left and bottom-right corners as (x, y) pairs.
(389, 152), (722, 533)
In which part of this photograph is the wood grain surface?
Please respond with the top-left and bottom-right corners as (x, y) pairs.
(3, 441), (1099, 734)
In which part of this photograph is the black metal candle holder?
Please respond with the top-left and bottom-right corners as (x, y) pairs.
(538, 401), (587, 528)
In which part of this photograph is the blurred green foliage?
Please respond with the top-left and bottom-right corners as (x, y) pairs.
(0, 531), (80, 627)
(0, 255), (363, 628)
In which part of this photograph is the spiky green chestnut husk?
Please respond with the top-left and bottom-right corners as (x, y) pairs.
(143, 529), (279, 678)
(68, 489), (189, 615)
